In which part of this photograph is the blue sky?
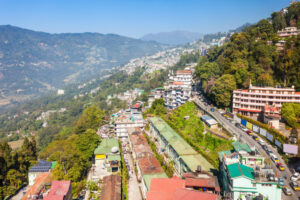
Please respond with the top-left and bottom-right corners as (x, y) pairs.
(0, 0), (289, 38)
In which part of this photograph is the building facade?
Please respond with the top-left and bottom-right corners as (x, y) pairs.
(164, 68), (193, 109)
(232, 84), (300, 117)
(277, 27), (300, 38)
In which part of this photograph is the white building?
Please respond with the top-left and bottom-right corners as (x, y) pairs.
(164, 68), (193, 109)
(277, 27), (300, 38)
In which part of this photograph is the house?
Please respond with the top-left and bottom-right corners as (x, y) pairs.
(28, 160), (54, 186)
(200, 115), (218, 129)
(94, 138), (121, 172)
(277, 27), (300, 38)
(149, 117), (214, 176)
(219, 141), (265, 168)
(44, 180), (72, 200)
(146, 176), (218, 200)
(183, 172), (220, 194)
(100, 175), (121, 200)
(220, 162), (281, 200)
(148, 87), (165, 108)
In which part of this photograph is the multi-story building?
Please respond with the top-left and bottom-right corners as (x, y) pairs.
(232, 84), (300, 117)
(113, 109), (145, 138)
(219, 162), (282, 200)
(277, 27), (300, 38)
(149, 117), (214, 176)
(148, 87), (165, 108)
(164, 68), (193, 109)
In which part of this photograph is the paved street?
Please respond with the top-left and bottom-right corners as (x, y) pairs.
(192, 97), (300, 200)
(121, 139), (143, 200)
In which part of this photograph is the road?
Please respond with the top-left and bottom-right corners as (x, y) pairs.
(192, 96), (300, 200)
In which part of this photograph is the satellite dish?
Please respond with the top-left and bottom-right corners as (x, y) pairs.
(111, 146), (119, 153)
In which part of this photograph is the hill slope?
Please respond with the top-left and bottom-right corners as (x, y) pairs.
(141, 30), (202, 45)
(0, 25), (166, 103)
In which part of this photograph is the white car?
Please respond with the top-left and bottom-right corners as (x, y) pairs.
(258, 139), (266, 146)
(291, 172), (300, 181)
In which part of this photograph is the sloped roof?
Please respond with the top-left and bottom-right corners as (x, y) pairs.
(227, 163), (254, 180)
(180, 154), (213, 172)
(100, 175), (121, 200)
(138, 156), (164, 175)
(44, 180), (71, 200)
(172, 189), (217, 200)
(107, 154), (121, 161)
(143, 173), (168, 191)
(94, 138), (119, 155)
(29, 160), (52, 173)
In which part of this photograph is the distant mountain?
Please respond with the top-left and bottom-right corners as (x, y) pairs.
(141, 30), (203, 46)
(0, 25), (167, 104)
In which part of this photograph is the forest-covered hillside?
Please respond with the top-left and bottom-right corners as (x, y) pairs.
(195, 2), (300, 107)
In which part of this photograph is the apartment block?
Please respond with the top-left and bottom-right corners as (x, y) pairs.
(164, 68), (193, 109)
(232, 84), (300, 117)
(277, 27), (300, 38)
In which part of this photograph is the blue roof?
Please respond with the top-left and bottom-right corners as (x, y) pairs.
(29, 160), (52, 172)
(201, 115), (213, 121)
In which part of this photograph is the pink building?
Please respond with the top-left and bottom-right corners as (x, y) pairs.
(44, 180), (72, 200)
(232, 84), (300, 117)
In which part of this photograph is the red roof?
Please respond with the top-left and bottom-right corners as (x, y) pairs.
(146, 177), (185, 200)
(138, 156), (164, 174)
(176, 70), (192, 74)
(172, 189), (217, 200)
(147, 177), (218, 200)
(185, 178), (220, 192)
(238, 108), (261, 113)
(295, 92), (300, 95)
(44, 180), (71, 200)
(173, 82), (185, 85)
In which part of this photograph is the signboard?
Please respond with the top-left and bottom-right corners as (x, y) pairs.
(241, 119), (247, 126)
(275, 139), (282, 148)
(283, 144), (298, 155)
(260, 129), (267, 137)
(253, 125), (259, 133)
(266, 132), (273, 142)
(246, 122), (253, 130)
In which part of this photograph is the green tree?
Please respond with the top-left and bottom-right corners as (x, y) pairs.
(211, 74), (237, 107)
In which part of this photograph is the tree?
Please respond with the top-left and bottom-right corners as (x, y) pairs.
(271, 12), (287, 31)
(281, 103), (300, 128)
(74, 105), (105, 134)
(210, 75), (237, 107)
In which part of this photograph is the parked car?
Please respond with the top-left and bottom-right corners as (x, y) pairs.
(241, 127), (248, 132)
(246, 130), (253, 135)
(270, 154), (279, 163)
(252, 135), (259, 141)
(277, 163), (285, 171)
(282, 186), (292, 196)
(266, 148), (273, 156)
(291, 172), (300, 181)
(278, 177), (284, 186)
(291, 181), (300, 191)
(210, 108), (215, 112)
(258, 139), (266, 146)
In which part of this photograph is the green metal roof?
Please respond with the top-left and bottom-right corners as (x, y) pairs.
(180, 154), (213, 172)
(227, 163), (254, 180)
(232, 141), (251, 153)
(149, 117), (197, 155)
(51, 161), (57, 169)
(94, 138), (119, 155)
(107, 154), (121, 161)
(143, 172), (168, 191)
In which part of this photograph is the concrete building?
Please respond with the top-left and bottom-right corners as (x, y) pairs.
(44, 180), (72, 200)
(277, 27), (300, 38)
(219, 141), (265, 168)
(94, 138), (121, 172)
(232, 84), (300, 117)
(28, 160), (55, 186)
(164, 68), (193, 109)
(149, 117), (214, 176)
(219, 162), (281, 200)
(148, 87), (165, 108)
(201, 115), (218, 129)
(113, 109), (145, 138)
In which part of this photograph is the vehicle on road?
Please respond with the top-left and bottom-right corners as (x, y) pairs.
(291, 181), (300, 191)
(278, 177), (284, 186)
(270, 154), (279, 163)
(277, 163), (285, 171)
(252, 135), (259, 141)
(241, 126), (248, 132)
(291, 172), (300, 181)
(246, 130), (253, 135)
(210, 108), (215, 112)
(258, 139), (266, 146)
(266, 148), (273, 156)
(282, 186), (292, 196)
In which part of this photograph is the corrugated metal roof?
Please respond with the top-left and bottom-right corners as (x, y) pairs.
(143, 172), (168, 191)
(29, 160), (52, 173)
(227, 163), (254, 180)
(232, 141), (251, 153)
